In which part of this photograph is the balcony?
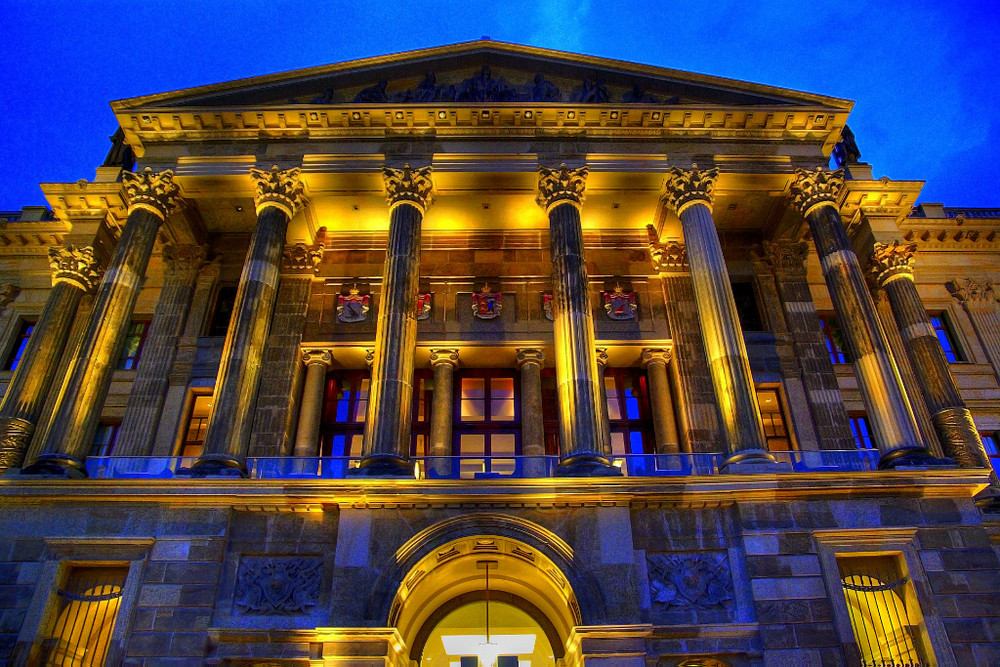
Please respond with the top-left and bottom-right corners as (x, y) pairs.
(82, 450), (881, 480)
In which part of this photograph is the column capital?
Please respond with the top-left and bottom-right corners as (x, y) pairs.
(0, 284), (21, 309)
(870, 241), (916, 287)
(429, 348), (460, 368)
(515, 348), (545, 368)
(788, 168), (845, 218)
(382, 164), (434, 214)
(647, 228), (688, 273)
(49, 245), (102, 292)
(595, 347), (609, 368)
(641, 347), (673, 367)
(661, 164), (719, 215)
(250, 165), (307, 218)
(301, 348), (334, 368)
(536, 163), (588, 213)
(365, 348), (376, 367)
(947, 277), (999, 307)
(281, 242), (324, 274)
(759, 240), (809, 277)
(162, 243), (208, 277)
(123, 167), (182, 220)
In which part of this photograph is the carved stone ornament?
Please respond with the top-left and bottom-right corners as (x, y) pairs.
(595, 347), (609, 368)
(947, 277), (999, 306)
(647, 226), (688, 273)
(234, 556), (321, 615)
(0, 284), (21, 309)
(122, 167), (182, 219)
(429, 348), (459, 367)
(301, 348), (333, 368)
(646, 552), (734, 611)
(249, 165), (306, 218)
(0, 418), (34, 473)
(49, 245), (102, 292)
(604, 284), (637, 320)
(337, 284), (371, 323)
(281, 242), (323, 274)
(162, 244), (207, 275)
(870, 241), (916, 287)
(416, 293), (432, 320)
(760, 240), (809, 275)
(382, 164), (434, 213)
(472, 283), (502, 319)
(661, 164), (720, 215)
(788, 168), (845, 218)
(641, 348), (672, 367)
(542, 293), (555, 321)
(515, 348), (544, 368)
(536, 163), (588, 212)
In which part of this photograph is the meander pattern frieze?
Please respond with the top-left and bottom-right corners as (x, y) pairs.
(49, 245), (102, 292)
(249, 166), (307, 217)
(661, 165), (719, 215)
(122, 167), (182, 219)
(536, 163), (588, 211)
(382, 164), (434, 213)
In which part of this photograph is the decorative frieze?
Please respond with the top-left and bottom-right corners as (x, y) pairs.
(382, 164), (434, 213)
(281, 242), (323, 274)
(122, 167), (182, 219)
(661, 165), (719, 215)
(250, 165), (306, 217)
(536, 163), (588, 212)
(234, 556), (322, 615)
(788, 168), (845, 218)
(870, 241), (916, 287)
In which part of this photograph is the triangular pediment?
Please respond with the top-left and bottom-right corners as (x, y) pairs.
(112, 41), (852, 111)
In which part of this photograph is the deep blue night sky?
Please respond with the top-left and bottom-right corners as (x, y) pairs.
(2, 0), (998, 211)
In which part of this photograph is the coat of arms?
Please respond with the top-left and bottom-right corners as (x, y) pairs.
(337, 284), (370, 323)
(416, 293), (432, 320)
(543, 293), (555, 321)
(472, 283), (502, 319)
(603, 284), (637, 320)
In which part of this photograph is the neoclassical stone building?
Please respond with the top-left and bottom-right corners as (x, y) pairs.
(0, 41), (998, 666)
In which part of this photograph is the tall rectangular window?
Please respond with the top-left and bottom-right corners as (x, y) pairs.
(38, 565), (128, 666)
(604, 368), (654, 472)
(180, 394), (213, 460)
(849, 414), (874, 450)
(454, 370), (519, 478)
(928, 313), (965, 363)
(5, 320), (34, 371)
(320, 371), (369, 461)
(116, 320), (150, 370)
(207, 285), (238, 337)
(756, 386), (792, 450)
(820, 314), (850, 364)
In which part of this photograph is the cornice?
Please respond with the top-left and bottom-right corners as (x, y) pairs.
(838, 177), (924, 229)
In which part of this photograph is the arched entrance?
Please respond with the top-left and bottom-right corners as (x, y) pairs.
(388, 521), (582, 665)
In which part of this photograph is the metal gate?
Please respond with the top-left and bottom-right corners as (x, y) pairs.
(42, 566), (126, 666)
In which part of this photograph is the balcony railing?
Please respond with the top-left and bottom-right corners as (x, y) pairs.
(80, 450), (880, 480)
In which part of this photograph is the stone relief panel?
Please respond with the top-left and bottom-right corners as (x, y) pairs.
(646, 551), (734, 624)
(234, 556), (322, 615)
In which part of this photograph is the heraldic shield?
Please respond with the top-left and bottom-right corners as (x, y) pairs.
(472, 283), (502, 319)
(604, 284), (637, 320)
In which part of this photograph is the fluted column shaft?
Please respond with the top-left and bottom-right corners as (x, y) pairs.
(292, 349), (333, 457)
(428, 349), (458, 459)
(26, 170), (180, 477)
(0, 249), (97, 472)
(790, 169), (936, 468)
(642, 349), (680, 454)
(949, 279), (1000, 385)
(357, 165), (433, 476)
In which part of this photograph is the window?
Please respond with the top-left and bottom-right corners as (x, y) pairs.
(89, 423), (120, 458)
(928, 313), (965, 363)
(837, 554), (934, 667)
(207, 285), (238, 337)
(116, 320), (149, 370)
(320, 371), (369, 462)
(731, 280), (763, 332)
(541, 368), (560, 456)
(5, 320), (34, 371)
(180, 394), (213, 460)
(756, 387), (792, 450)
(454, 370), (519, 478)
(982, 432), (999, 475)
(410, 369), (433, 459)
(38, 565), (128, 666)
(604, 368), (654, 472)
(820, 314), (850, 364)
(849, 414), (874, 450)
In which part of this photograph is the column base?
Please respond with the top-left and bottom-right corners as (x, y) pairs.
(348, 455), (415, 478)
(555, 454), (622, 477)
(877, 447), (956, 470)
(719, 449), (791, 474)
(20, 454), (87, 479)
(181, 455), (247, 478)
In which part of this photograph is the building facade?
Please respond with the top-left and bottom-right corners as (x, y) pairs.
(0, 41), (998, 666)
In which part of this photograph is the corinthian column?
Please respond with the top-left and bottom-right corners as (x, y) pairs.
(355, 165), (433, 476)
(661, 166), (774, 469)
(537, 164), (615, 476)
(292, 349), (333, 457)
(948, 278), (1000, 385)
(0, 246), (101, 472)
(789, 169), (945, 469)
(24, 169), (181, 477)
(192, 166), (306, 475)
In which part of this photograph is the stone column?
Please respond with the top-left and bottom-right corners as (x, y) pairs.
(0, 247), (101, 472)
(428, 348), (458, 477)
(516, 349), (545, 457)
(595, 347), (612, 444)
(661, 166), (773, 469)
(871, 245), (995, 468)
(789, 169), (945, 468)
(115, 244), (206, 456)
(292, 349), (333, 457)
(948, 278), (1000, 385)
(537, 164), (615, 476)
(356, 165), (433, 476)
(192, 166), (306, 475)
(23, 169), (181, 477)
(641, 348), (680, 454)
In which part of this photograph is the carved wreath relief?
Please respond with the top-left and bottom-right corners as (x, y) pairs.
(234, 557), (322, 615)
(647, 552), (734, 612)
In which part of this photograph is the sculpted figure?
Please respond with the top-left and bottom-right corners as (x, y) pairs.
(353, 80), (389, 103)
(530, 73), (560, 102)
(623, 85), (659, 103)
(309, 88), (335, 104)
(102, 128), (135, 171)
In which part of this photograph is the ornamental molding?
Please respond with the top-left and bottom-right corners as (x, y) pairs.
(0, 284), (21, 309)
(281, 242), (323, 274)
(249, 166), (307, 217)
(122, 167), (182, 220)
(536, 163), (589, 212)
(162, 243), (207, 275)
(382, 164), (434, 213)
(0, 418), (34, 473)
(661, 164), (719, 215)
(759, 240), (809, 276)
(947, 277), (999, 307)
(870, 241), (916, 287)
(49, 245), (102, 292)
(788, 168), (845, 218)
(234, 556), (321, 615)
(301, 348), (334, 368)
(429, 348), (460, 368)
(648, 227), (688, 273)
